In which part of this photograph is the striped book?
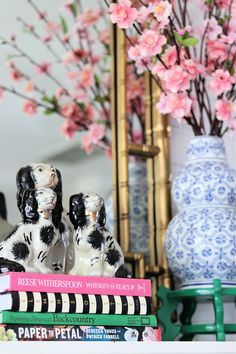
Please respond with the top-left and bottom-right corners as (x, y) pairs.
(0, 291), (152, 314)
(0, 324), (162, 341)
(0, 311), (157, 327)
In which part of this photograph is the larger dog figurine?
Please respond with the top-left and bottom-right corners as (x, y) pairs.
(0, 188), (59, 273)
(16, 163), (71, 272)
(16, 163), (63, 229)
(69, 192), (131, 278)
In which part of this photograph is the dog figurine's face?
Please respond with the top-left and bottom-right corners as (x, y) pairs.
(35, 188), (57, 212)
(30, 163), (59, 190)
(83, 192), (103, 217)
(69, 192), (106, 228)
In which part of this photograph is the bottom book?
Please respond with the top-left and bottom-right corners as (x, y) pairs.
(0, 324), (162, 342)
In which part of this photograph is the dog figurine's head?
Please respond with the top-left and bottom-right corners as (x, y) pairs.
(16, 163), (62, 227)
(22, 188), (57, 223)
(69, 192), (106, 229)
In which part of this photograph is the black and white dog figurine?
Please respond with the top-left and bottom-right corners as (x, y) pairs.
(0, 188), (59, 273)
(16, 163), (63, 229)
(69, 192), (131, 278)
(16, 163), (71, 273)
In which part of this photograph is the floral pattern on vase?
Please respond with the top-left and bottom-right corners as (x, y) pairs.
(164, 136), (236, 288)
(106, 161), (149, 260)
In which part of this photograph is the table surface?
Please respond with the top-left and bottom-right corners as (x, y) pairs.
(0, 341), (235, 354)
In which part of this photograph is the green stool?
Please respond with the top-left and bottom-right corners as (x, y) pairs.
(157, 279), (236, 341)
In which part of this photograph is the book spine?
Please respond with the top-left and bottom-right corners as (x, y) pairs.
(7, 272), (151, 296)
(8, 292), (152, 315)
(0, 311), (157, 327)
(0, 324), (162, 341)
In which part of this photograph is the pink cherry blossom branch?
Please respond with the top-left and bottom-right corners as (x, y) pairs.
(26, 0), (111, 122)
(17, 17), (61, 62)
(0, 37), (70, 96)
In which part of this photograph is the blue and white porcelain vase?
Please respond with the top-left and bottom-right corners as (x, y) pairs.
(106, 161), (149, 260)
(164, 136), (236, 288)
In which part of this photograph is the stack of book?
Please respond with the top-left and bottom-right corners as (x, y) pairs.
(0, 272), (161, 341)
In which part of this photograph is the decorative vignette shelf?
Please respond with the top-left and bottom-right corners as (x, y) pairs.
(0, 341), (235, 354)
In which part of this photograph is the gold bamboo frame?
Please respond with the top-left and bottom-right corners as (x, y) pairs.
(110, 24), (171, 289)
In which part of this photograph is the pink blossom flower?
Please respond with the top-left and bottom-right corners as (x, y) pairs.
(80, 9), (101, 26)
(164, 65), (190, 93)
(109, 0), (138, 29)
(63, 34), (70, 43)
(46, 21), (60, 35)
(63, 51), (75, 63)
(55, 87), (66, 100)
(204, 18), (222, 40)
(156, 92), (192, 121)
(134, 57), (152, 74)
(22, 100), (37, 116)
(71, 89), (87, 102)
(216, 0), (231, 9)
(24, 81), (34, 94)
(10, 70), (22, 81)
(181, 59), (205, 79)
(177, 25), (194, 36)
(151, 61), (167, 79)
(105, 146), (112, 159)
(67, 70), (80, 80)
(132, 131), (143, 144)
(78, 65), (95, 89)
(85, 105), (96, 121)
(61, 120), (78, 139)
(162, 46), (177, 68)
(215, 99), (235, 121)
(41, 34), (52, 43)
(206, 40), (228, 63)
(138, 30), (167, 57)
(37, 11), (47, 20)
(99, 29), (110, 45)
(152, 1), (172, 25)
(60, 102), (80, 120)
(5, 61), (15, 68)
(128, 45), (142, 61)
(60, 0), (75, 14)
(208, 69), (234, 95)
(137, 5), (153, 24)
(88, 123), (105, 144)
(36, 62), (51, 75)
(81, 133), (94, 154)
(221, 33), (236, 44)
(127, 75), (145, 100)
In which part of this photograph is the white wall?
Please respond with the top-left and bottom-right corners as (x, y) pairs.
(0, 0), (112, 225)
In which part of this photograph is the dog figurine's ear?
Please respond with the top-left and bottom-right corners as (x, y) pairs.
(69, 193), (86, 229)
(97, 200), (106, 227)
(52, 168), (63, 229)
(21, 189), (39, 223)
(16, 166), (35, 215)
(54, 168), (62, 195)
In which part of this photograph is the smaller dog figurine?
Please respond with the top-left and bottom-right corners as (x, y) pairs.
(69, 192), (131, 278)
(0, 188), (59, 273)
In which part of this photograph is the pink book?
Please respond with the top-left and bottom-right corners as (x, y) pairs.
(0, 272), (151, 296)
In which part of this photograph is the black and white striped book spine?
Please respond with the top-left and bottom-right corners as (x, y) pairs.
(0, 292), (152, 315)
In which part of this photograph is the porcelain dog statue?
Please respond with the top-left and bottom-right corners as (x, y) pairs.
(69, 192), (131, 278)
(0, 188), (60, 273)
(16, 163), (72, 273)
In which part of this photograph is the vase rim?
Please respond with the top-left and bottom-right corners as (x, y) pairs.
(189, 135), (223, 141)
